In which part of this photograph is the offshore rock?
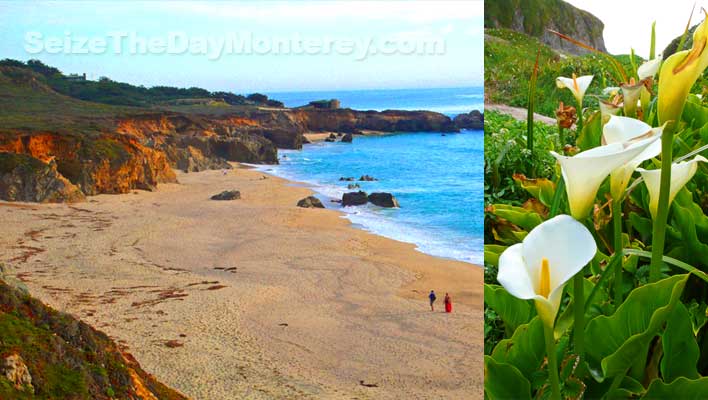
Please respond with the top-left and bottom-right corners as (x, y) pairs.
(342, 191), (368, 207)
(368, 192), (400, 208)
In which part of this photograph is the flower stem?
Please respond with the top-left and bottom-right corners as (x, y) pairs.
(558, 124), (566, 149)
(576, 98), (584, 134)
(543, 322), (562, 400)
(649, 124), (675, 282)
(573, 273), (585, 361)
(612, 200), (624, 306)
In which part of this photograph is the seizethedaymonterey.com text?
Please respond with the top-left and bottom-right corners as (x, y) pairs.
(23, 31), (446, 61)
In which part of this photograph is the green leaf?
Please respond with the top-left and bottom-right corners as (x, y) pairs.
(484, 284), (533, 334)
(642, 377), (708, 399)
(666, 189), (708, 270)
(584, 274), (689, 380)
(484, 244), (507, 267)
(687, 300), (708, 335)
(622, 249), (708, 284)
(489, 204), (543, 231)
(576, 111), (602, 150)
(491, 317), (545, 378)
(512, 174), (556, 207)
(484, 356), (532, 400)
(661, 302), (700, 382)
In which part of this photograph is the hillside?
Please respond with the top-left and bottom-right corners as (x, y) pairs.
(0, 274), (186, 399)
(484, 0), (606, 55)
(485, 28), (635, 117)
(0, 60), (461, 203)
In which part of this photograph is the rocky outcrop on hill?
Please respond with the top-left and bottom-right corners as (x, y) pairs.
(0, 278), (187, 399)
(0, 152), (85, 203)
(485, 0), (606, 55)
(0, 132), (176, 199)
(454, 110), (484, 130)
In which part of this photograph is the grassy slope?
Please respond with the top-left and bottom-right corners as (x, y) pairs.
(485, 28), (636, 117)
(0, 279), (186, 399)
(484, 0), (604, 41)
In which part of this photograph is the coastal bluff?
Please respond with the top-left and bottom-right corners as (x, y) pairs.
(484, 0), (606, 55)
(0, 64), (472, 203)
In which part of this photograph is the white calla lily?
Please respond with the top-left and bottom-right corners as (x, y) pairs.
(638, 58), (661, 80)
(602, 86), (620, 96)
(620, 80), (645, 117)
(637, 155), (708, 218)
(602, 116), (664, 200)
(599, 99), (621, 123)
(551, 129), (662, 219)
(497, 215), (597, 327)
(556, 74), (594, 104)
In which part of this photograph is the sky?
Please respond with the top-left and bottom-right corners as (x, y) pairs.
(0, 1), (483, 93)
(565, 0), (708, 58)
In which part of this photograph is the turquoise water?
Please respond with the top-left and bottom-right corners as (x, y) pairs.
(259, 87), (483, 264)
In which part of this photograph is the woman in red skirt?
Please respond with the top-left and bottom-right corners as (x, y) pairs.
(444, 293), (452, 313)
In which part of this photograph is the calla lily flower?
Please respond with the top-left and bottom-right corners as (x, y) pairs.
(556, 74), (594, 105)
(551, 129), (662, 219)
(602, 86), (620, 96)
(638, 58), (661, 80)
(637, 155), (708, 218)
(658, 13), (708, 125)
(497, 215), (597, 327)
(602, 116), (664, 200)
(620, 79), (646, 118)
(599, 99), (621, 123)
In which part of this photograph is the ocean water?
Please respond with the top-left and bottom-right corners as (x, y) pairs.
(258, 87), (484, 264)
(268, 87), (484, 117)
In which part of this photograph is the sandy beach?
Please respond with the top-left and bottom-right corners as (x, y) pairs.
(0, 165), (483, 399)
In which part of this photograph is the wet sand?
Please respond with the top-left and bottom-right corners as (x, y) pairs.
(0, 165), (483, 399)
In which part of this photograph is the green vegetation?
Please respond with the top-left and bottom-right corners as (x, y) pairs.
(0, 58), (284, 108)
(485, 0), (603, 42)
(484, 16), (708, 397)
(485, 28), (636, 117)
(484, 111), (558, 207)
(0, 279), (186, 399)
(0, 152), (47, 174)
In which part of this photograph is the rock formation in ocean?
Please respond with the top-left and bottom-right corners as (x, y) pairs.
(484, 0), (606, 55)
(368, 192), (400, 208)
(342, 191), (368, 207)
(454, 110), (484, 130)
(0, 278), (187, 399)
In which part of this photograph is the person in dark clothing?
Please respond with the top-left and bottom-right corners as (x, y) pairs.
(429, 290), (437, 311)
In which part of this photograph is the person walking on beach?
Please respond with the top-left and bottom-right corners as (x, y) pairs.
(444, 293), (452, 313)
(429, 290), (437, 311)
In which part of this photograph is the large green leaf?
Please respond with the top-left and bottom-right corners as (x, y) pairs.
(584, 274), (689, 379)
(681, 94), (708, 130)
(491, 317), (545, 378)
(512, 174), (556, 207)
(661, 302), (700, 382)
(576, 111), (602, 151)
(484, 284), (533, 334)
(484, 356), (532, 400)
(484, 244), (507, 267)
(642, 377), (708, 399)
(666, 189), (708, 270)
(488, 204), (543, 232)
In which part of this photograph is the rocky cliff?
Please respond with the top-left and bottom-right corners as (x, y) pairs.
(0, 64), (464, 203)
(484, 0), (606, 55)
(0, 277), (186, 399)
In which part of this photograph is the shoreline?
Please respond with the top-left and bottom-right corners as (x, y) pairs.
(0, 165), (483, 399)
